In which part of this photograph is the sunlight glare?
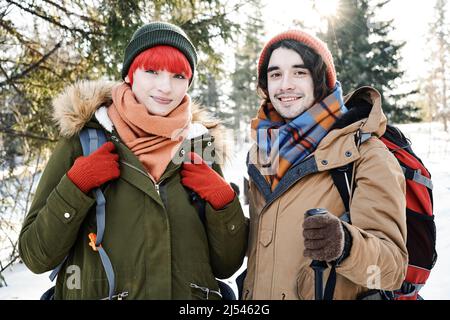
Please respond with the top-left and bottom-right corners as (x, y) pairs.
(314, 0), (340, 17)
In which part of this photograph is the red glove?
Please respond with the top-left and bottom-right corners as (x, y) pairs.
(67, 141), (120, 194)
(181, 152), (235, 210)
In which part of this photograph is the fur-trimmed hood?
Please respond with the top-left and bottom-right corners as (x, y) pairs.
(52, 80), (232, 166)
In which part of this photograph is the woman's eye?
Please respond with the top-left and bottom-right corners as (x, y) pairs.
(174, 74), (186, 79)
(145, 70), (157, 74)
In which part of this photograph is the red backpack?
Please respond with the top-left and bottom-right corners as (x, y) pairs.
(330, 124), (437, 300)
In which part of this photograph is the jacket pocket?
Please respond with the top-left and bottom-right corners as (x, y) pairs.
(296, 267), (314, 300)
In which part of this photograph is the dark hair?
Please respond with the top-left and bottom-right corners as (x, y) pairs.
(258, 39), (329, 104)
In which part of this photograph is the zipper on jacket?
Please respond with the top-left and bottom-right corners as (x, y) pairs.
(110, 134), (120, 143)
(100, 291), (129, 300)
(155, 178), (169, 207)
(121, 160), (150, 178)
(110, 134), (150, 179)
(122, 161), (167, 197)
(189, 283), (222, 300)
(112, 134), (169, 199)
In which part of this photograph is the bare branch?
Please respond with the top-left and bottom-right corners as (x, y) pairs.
(41, 0), (106, 26)
(0, 19), (44, 57)
(0, 127), (57, 142)
(0, 42), (61, 87)
(5, 0), (105, 37)
(0, 254), (20, 272)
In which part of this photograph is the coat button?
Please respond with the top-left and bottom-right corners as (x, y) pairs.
(345, 151), (352, 157)
(207, 141), (212, 146)
(321, 160), (328, 166)
(64, 212), (71, 219)
(229, 224), (235, 231)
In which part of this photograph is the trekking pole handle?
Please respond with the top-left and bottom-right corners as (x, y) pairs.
(305, 208), (328, 217)
(305, 208), (329, 300)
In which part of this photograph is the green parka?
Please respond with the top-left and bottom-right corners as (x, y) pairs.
(18, 80), (248, 300)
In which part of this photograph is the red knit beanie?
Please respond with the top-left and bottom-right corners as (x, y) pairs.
(258, 30), (337, 89)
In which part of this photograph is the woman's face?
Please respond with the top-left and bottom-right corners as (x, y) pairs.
(131, 68), (189, 116)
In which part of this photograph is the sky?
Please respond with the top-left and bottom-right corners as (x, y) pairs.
(259, 0), (443, 85)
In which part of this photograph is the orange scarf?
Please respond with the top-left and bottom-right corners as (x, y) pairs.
(107, 83), (191, 182)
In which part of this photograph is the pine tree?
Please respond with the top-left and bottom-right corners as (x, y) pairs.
(230, 1), (264, 135)
(0, 0), (245, 269)
(191, 71), (226, 120)
(424, 0), (450, 131)
(0, 0), (243, 165)
(320, 0), (419, 122)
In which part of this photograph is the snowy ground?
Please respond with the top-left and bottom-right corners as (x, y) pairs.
(0, 121), (449, 300)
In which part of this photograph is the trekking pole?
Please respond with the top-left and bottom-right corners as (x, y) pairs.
(305, 208), (329, 300)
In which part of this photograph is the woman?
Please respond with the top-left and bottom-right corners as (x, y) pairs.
(19, 22), (247, 300)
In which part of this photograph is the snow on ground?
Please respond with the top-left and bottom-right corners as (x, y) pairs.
(0, 263), (51, 300)
(0, 122), (449, 299)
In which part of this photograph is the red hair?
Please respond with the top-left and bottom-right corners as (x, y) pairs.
(127, 45), (192, 85)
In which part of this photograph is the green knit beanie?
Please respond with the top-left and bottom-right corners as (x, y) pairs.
(121, 22), (198, 84)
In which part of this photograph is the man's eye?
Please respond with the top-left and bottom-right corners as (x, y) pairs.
(295, 70), (307, 76)
(269, 72), (280, 78)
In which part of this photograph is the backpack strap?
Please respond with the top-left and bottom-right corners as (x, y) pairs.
(49, 128), (116, 300)
(314, 163), (353, 300)
(80, 128), (116, 300)
(322, 129), (371, 300)
(330, 164), (354, 224)
(321, 165), (354, 300)
(330, 129), (371, 220)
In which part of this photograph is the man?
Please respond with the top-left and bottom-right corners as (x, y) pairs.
(242, 30), (407, 300)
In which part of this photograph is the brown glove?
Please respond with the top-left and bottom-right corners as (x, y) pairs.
(302, 211), (352, 263)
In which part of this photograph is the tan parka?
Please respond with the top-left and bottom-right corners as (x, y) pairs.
(243, 86), (408, 300)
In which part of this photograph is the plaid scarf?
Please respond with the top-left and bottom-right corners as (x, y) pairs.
(250, 82), (348, 191)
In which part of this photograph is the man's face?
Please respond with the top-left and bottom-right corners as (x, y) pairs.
(267, 47), (315, 120)
(131, 68), (189, 116)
